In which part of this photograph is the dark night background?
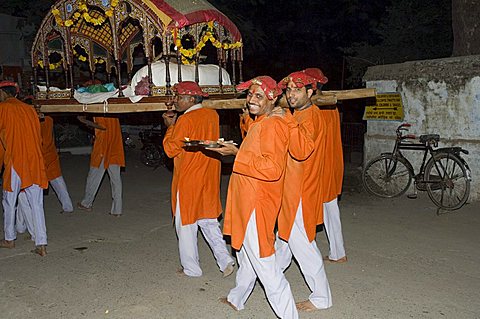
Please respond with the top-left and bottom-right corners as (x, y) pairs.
(1, 0), (460, 90)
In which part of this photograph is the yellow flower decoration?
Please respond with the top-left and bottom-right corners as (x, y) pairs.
(37, 59), (63, 70)
(174, 22), (243, 65)
(51, 0), (119, 28)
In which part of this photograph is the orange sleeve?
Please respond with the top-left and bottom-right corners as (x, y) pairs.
(284, 111), (314, 161)
(163, 116), (193, 159)
(90, 117), (125, 168)
(239, 112), (253, 139)
(233, 117), (287, 182)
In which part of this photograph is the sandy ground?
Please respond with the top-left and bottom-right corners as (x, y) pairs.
(1, 149), (479, 319)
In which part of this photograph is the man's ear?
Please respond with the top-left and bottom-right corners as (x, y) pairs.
(307, 88), (314, 99)
(0, 90), (8, 102)
(271, 96), (278, 105)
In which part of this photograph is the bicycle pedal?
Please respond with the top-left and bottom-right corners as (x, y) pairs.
(407, 194), (418, 199)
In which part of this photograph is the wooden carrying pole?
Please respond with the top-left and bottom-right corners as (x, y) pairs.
(38, 88), (376, 113)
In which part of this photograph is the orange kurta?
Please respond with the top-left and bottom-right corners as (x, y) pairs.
(239, 112), (254, 138)
(90, 117), (125, 168)
(0, 131), (5, 168)
(318, 108), (344, 203)
(163, 107), (222, 225)
(0, 97), (48, 191)
(40, 116), (62, 180)
(223, 114), (290, 258)
(278, 105), (327, 242)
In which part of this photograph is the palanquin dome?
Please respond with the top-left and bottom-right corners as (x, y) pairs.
(31, 0), (243, 99)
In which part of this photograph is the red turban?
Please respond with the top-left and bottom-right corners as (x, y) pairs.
(236, 76), (282, 100)
(304, 68), (328, 85)
(278, 68), (328, 89)
(278, 71), (316, 89)
(173, 81), (208, 97)
(0, 80), (20, 95)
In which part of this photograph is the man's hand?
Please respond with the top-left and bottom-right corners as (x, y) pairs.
(206, 143), (239, 156)
(268, 106), (285, 117)
(162, 111), (177, 127)
(77, 115), (106, 130)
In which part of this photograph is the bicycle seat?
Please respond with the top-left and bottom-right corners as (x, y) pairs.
(419, 134), (440, 144)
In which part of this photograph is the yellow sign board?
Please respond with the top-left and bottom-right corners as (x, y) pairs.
(363, 93), (404, 120)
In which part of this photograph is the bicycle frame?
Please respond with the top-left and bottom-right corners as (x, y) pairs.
(392, 140), (430, 180)
(363, 123), (471, 211)
(381, 125), (449, 189)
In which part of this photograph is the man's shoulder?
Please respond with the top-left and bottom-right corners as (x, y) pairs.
(188, 106), (218, 119)
(261, 114), (290, 131)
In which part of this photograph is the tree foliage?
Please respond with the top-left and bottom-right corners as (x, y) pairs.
(452, 0), (480, 55)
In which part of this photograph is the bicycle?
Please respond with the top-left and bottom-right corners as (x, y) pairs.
(362, 123), (472, 212)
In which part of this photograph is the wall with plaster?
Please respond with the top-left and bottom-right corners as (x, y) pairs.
(363, 55), (480, 202)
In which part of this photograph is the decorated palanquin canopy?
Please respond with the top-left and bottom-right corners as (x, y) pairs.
(31, 0), (243, 99)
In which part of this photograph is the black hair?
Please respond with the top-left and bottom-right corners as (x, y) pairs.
(0, 86), (17, 97)
(193, 95), (204, 104)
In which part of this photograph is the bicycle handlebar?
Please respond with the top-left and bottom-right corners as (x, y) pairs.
(396, 123), (411, 137)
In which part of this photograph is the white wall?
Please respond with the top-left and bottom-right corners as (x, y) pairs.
(363, 55), (480, 202)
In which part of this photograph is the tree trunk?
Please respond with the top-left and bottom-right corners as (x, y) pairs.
(452, 0), (480, 56)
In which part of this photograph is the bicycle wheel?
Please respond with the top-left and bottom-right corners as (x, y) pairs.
(362, 154), (413, 198)
(424, 153), (470, 210)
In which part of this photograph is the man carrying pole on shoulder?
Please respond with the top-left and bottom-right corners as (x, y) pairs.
(162, 81), (235, 278)
(276, 69), (333, 312)
(210, 76), (300, 319)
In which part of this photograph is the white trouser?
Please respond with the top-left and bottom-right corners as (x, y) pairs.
(175, 192), (234, 277)
(323, 198), (346, 260)
(3, 168), (47, 246)
(275, 201), (332, 309)
(80, 160), (122, 215)
(16, 191), (35, 240)
(228, 211), (298, 319)
(50, 176), (74, 212)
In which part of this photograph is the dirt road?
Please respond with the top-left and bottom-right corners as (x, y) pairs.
(1, 150), (479, 318)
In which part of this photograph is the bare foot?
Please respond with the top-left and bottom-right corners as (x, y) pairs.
(31, 245), (47, 257)
(219, 297), (238, 311)
(176, 268), (187, 277)
(0, 239), (15, 249)
(222, 263), (235, 278)
(323, 255), (348, 263)
(77, 202), (92, 212)
(296, 300), (318, 312)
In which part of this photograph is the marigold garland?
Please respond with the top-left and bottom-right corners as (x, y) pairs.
(175, 21), (242, 65)
(52, 0), (119, 28)
(37, 60), (63, 70)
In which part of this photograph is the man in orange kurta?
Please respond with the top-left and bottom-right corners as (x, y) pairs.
(0, 82), (49, 256)
(78, 116), (125, 216)
(304, 68), (347, 264)
(276, 70), (333, 312)
(212, 76), (298, 319)
(162, 81), (234, 278)
(15, 115), (74, 242)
